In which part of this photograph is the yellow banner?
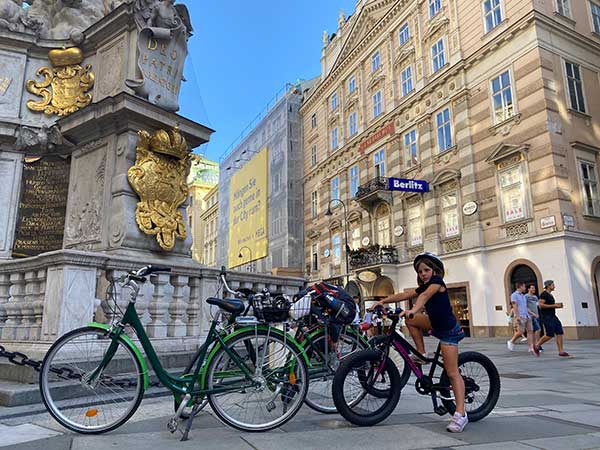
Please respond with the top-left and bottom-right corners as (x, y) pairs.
(228, 148), (268, 268)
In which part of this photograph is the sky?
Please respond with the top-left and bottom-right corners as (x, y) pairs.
(179, 0), (357, 162)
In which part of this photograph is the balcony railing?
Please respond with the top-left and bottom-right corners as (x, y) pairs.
(349, 244), (399, 269)
(355, 177), (388, 198)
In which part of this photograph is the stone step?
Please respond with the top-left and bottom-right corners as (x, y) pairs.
(0, 367), (187, 407)
(0, 349), (201, 383)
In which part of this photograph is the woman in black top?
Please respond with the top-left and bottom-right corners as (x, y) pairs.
(375, 253), (467, 433)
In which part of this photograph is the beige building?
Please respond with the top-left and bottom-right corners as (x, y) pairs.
(200, 185), (219, 267)
(187, 157), (219, 264)
(301, 0), (600, 338)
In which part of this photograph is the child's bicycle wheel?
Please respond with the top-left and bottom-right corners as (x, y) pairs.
(332, 349), (401, 426)
(438, 351), (501, 422)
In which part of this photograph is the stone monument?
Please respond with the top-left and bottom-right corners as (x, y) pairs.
(0, 1), (304, 365)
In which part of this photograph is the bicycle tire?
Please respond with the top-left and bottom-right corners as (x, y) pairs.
(303, 327), (367, 414)
(439, 351), (501, 422)
(205, 328), (308, 431)
(332, 349), (401, 426)
(39, 326), (144, 434)
(367, 335), (412, 396)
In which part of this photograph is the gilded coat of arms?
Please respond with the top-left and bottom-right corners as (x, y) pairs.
(26, 47), (94, 117)
(127, 127), (191, 251)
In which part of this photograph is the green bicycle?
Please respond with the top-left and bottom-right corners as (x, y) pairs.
(39, 265), (309, 439)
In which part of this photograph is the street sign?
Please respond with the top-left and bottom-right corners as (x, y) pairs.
(387, 178), (430, 193)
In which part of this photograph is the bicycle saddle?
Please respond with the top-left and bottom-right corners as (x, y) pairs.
(206, 297), (245, 314)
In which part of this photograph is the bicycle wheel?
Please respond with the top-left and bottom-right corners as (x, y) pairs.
(332, 349), (401, 426)
(368, 335), (412, 396)
(205, 328), (308, 431)
(39, 327), (144, 434)
(439, 351), (501, 422)
(304, 327), (367, 414)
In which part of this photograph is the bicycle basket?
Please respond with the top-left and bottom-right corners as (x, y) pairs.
(289, 294), (312, 321)
(252, 293), (291, 323)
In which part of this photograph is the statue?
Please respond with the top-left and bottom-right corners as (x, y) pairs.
(322, 30), (329, 47)
(134, 0), (192, 36)
(15, 124), (72, 152)
(0, 0), (43, 35)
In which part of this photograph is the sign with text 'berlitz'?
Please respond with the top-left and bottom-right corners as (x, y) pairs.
(387, 178), (430, 193)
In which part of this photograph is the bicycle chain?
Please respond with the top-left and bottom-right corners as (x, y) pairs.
(0, 345), (161, 388)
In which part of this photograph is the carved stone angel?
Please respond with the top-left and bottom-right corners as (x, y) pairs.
(134, 0), (192, 36)
(15, 124), (71, 152)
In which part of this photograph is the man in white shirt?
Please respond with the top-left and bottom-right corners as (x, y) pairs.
(507, 281), (539, 356)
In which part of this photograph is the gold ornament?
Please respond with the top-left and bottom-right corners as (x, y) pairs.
(26, 47), (94, 117)
(127, 127), (191, 251)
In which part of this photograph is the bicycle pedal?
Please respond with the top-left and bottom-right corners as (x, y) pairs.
(433, 406), (447, 416)
(167, 417), (178, 433)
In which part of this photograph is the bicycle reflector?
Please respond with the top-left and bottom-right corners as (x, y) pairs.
(85, 409), (98, 417)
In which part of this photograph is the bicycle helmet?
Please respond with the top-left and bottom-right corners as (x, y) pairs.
(413, 252), (444, 275)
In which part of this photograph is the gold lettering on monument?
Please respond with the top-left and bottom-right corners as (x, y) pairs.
(127, 127), (191, 251)
(12, 156), (70, 257)
(26, 47), (94, 117)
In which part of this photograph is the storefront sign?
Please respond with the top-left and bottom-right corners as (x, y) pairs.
(361, 236), (370, 246)
(462, 201), (478, 216)
(387, 178), (429, 193)
(358, 270), (378, 283)
(393, 225), (404, 237)
(540, 215), (556, 229)
(359, 122), (395, 153)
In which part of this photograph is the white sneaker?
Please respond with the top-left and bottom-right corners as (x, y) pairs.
(519, 337), (528, 343)
(507, 340), (515, 351)
(447, 412), (468, 432)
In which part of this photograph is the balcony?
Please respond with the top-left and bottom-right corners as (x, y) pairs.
(354, 177), (392, 209)
(349, 244), (399, 269)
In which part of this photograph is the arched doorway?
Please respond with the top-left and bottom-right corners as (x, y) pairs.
(510, 264), (538, 292)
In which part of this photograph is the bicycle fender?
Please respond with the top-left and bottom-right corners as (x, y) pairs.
(87, 322), (149, 390)
(200, 325), (310, 388)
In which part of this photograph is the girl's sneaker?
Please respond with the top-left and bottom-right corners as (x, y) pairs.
(447, 412), (468, 432)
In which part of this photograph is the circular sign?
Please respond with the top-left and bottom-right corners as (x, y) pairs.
(323, 248), (330, 258)
(393, 225), (404, 237)
(462, 201), (478, 216)
(361, 236), (370, 246)
(358, 271), (378, 283)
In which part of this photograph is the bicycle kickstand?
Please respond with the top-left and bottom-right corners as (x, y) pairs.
(180, 401), (203, 441)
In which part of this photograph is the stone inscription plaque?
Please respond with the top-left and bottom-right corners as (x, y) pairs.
(12, 156), (70, 257)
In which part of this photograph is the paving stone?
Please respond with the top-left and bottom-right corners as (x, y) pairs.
(520, 433), (600, 449)
(449, 443), (535, 450)
(244, 424), (465, 450)
(0, 423), (61, 447)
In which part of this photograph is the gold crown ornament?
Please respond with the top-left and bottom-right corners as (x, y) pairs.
(138, 127), (190, 160)
(48, 47), (84, 67)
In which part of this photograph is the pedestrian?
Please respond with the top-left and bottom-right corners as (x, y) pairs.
(507, 282), (539, 356)
(536, 280), (570, 357)
(375, 252), (468, 433)
(525, 284), (542, 350)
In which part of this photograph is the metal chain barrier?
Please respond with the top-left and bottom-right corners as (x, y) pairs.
(0, 345), (162, 388)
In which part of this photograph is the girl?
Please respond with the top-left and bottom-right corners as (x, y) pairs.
(375, 252), (467, 433)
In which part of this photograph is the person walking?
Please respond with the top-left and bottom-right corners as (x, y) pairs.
(524, 284), (541, 349)
(507, 282), (539, 356)
(536, 280), (570, 357)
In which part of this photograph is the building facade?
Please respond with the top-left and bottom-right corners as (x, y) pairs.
(199, 185), (219, 267)
(217, 82), (314, 275)
(301, 0), (600, 338)
(187, 157), (219, 264)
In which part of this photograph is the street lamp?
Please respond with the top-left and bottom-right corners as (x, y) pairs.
(238, 246), (252, 270)
(325, 198), (351, 285)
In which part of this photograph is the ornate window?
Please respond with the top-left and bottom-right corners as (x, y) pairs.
(348, 75), (357, 93)
(350, 165), (360, 197)
(436, 108), (453, 152)
(408, 202), (423, 247)
(371, 50), (381, 72)
(431, 38), (445, 73)
(311, 191), (318, 218)
(311, 113), (317, 128)
(348, 111), (358, 136)
(491, 70), (514, 123)
(331, 127), (339, 150)
(373, 90), (383, 118)
(374, 149), (386, 177)
(401, 65), (413, 96)
(499, 165), (527, 222)
(399, 23), (410, 46)
(442, 191), (460, 238)
(311, 144), (317, 167)
(375, 204), (391, 246)
(332, 233), (342, 266)
(331, 92), (338, 110)
(591, 1), (600, 33)
(565, 61), (586, 113)
(331, 176), (340, 202)
(556, 0), (571, 17)
(429, 0), (442, 18)
(351, 226), (361, 250)
(311, 242), (319, 271)
(579, 159), (600, 216)
(404, 129), (418, 168)
(483, 0), (503, 33)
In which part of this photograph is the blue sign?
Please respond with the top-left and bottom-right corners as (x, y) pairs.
(387, 178), (430, 193)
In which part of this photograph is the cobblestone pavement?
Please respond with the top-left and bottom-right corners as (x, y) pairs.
(1, 337), (600, 450)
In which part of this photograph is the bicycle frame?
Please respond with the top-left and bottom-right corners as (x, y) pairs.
(90, 301), (257, 398)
